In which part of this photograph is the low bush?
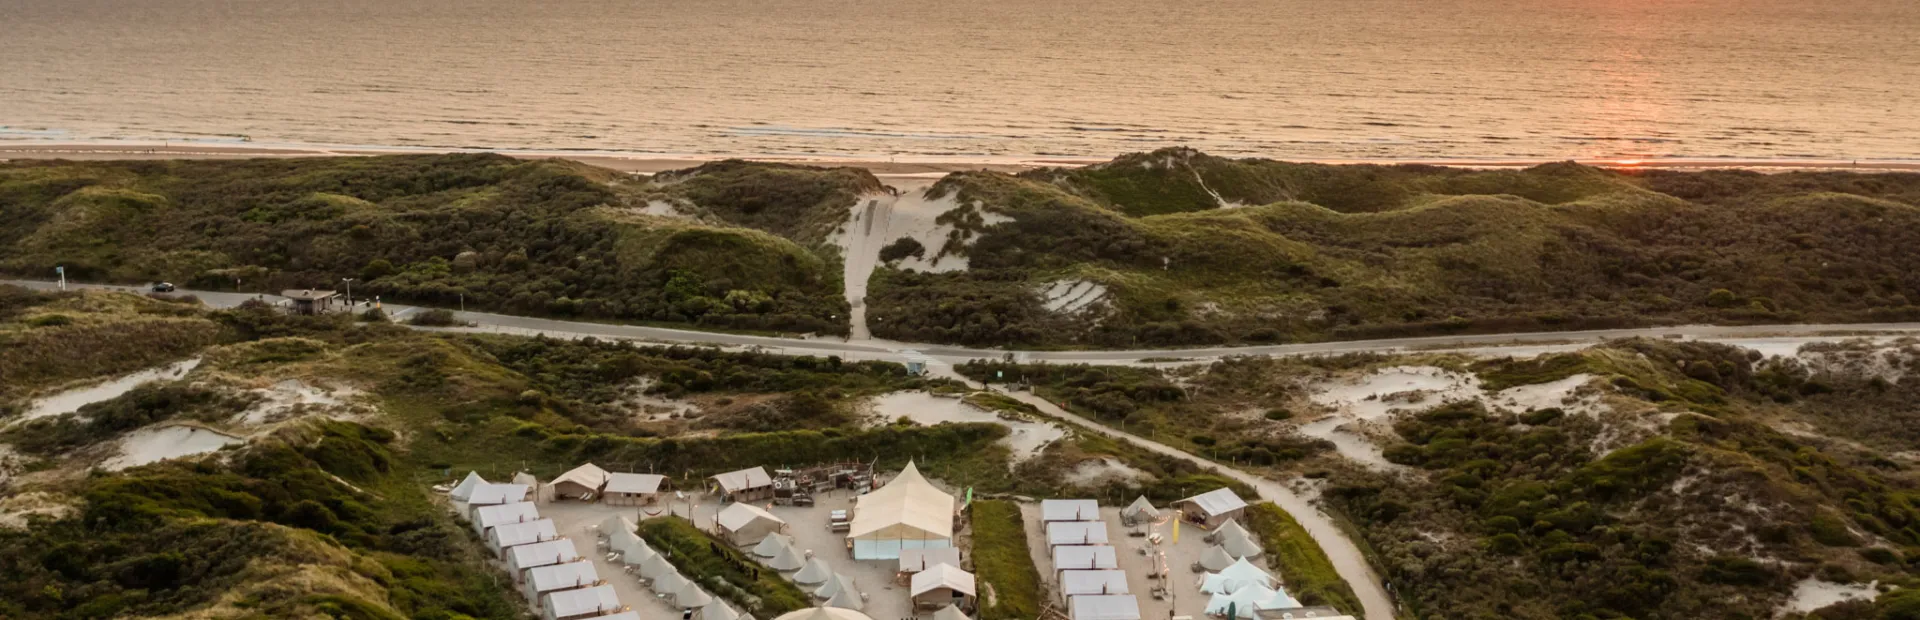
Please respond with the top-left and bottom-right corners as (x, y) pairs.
(971, 500), (1041, 620)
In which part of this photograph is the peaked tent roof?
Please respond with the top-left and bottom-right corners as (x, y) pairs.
(1069, 594), (1141, 620)
(1214, 518), (1251, 541)
(767, 542), (806, 571)
(605, 472), (666, 494)
(1196, 545), (1237, 571)
(1121, 496), (1159, 521)
(652, 571), (690, 597)
(490, 518), (558, 549)
(848, 461), (954, 541)
(712, 466), (773, 493)
(542, 584), (620, 619)
(450, 472), (486, 501)
(793, 558), (834, 585)
(512, 471), (539, 487)
(753, 532), (796, 558)
(1200, 558), (1275, 594)
(773, 608), (876, 620)
(468, 482), (531, 505)
(1204, 584), (1276, 619)
(1040, 499), (1100, 522)
(599, 514), (632, 536)
(932, 604), (970, 620)
(813, 572), (854, 599)
(509, 539), (580, 570)
(1219, 527), (1263, 558)
(619, 538), (656, 565)
(638, 553), (678, 579)
(702, 600), (742, 620)
(554, 463), (610, 490)
(1257, 587), (1302, 611)
(675, 585), (715, 609)
(474, 502), (540, 530)
(910, 563), (976, 597)
(1182, 488), (1248, 517)
(527, 561), (601, 594)
(718, 502), (786, 532)
(824, 586), (865, 611)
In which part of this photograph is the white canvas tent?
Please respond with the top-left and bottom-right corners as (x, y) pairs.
(1204, 584), (1275, 619)
(909, 563), (976, 608)
(767, 542), (806, 571)
(1041, 499), (1100, 522)
(489, 518), (559, 554)
(701, 600), (741, 620)
(1120, 496), (1159, 525)
(540, 583), (620, 620)
(473, 501), (540, 536)
(579, 613), (640, 620)
(508, 539), (582, 578)
(1200, 558), (1275, 594)
(772, 607), (877, 620)
(552, 463), (610, 500)
(450, 472), (486, 501)
(824, 588), (865, 611)
(525, 561), (600, 602)
(653, 571), (691, 598)
(1178, 488), (1247, 528)
(1046, 521), (1110, 547)
(1060, 570), (1130, 600)
(1052, 545), (1119, 571)
(1195, 545), (1236, 572)
(717, 502), (787, 545)
(932, 605), (969, 620)
(814, 573), (856, 600)
(638, 553), (677, 579)
(793, 558), (834, 585)
(711, 466), (775, 501)
(604, 473), (667, 505)
(753, 532), (795, 558)
(468, 483), (532, 506)
(1218, 527), (1263, 559)
(899, 548), (962, 573)
(675, 584), (715, 609)
(1069, 594), (1141, 620)
(848, 462), (954, 559)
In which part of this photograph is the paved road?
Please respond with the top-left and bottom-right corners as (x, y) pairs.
(24, 277), (1920, 620)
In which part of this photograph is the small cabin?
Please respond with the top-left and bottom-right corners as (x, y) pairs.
(281, 289), (339, 315)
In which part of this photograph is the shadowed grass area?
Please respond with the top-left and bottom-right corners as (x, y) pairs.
(1244, 503), (1361, 614)
(970, 500), (1042, 620)
(638, 516), (811, 615)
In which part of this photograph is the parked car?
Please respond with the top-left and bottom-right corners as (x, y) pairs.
(150, 282), (176, 293)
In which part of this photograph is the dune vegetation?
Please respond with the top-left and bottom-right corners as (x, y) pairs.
(870, 148), (1920, 347)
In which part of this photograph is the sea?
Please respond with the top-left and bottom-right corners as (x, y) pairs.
(3, 0), (1917, 162)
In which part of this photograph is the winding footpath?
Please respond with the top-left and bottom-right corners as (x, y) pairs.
(21, 278), (1920, 620)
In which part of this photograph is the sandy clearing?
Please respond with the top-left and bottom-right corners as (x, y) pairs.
(15, 358), (202, 425)
(868, 391), (1065, 461)
(103, 424), (244, 471)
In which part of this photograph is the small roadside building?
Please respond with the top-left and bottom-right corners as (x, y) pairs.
(848, 462), (955, 560)
(1069, 594), (1141, 620)
(603, 473), (667, 505)
(1177, 488), (1248, 528)
(489, 518), (559, 556)
(1059, 570), (1130, 601)
(472, 501), (540, 537)
(524, 560), (601, 604)
(1052, 545), (1119, 572)
(711, 466), (775, 502)
(1041, 499), (1100, 522)
(716, 502), (787, 545)
(552, 463), (610, 501)
(1046, 521), (1110, 547)
(508, 539), (582, 582)
(281, 289), (339, 315)
(909, 563), (977, 610)
(540, 583), (622, 620)
(899, 548), (962, 574)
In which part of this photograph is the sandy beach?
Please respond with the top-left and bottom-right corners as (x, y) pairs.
(4, 142), (1917, 175)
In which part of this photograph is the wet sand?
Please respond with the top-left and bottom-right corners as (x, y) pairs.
(5, 142), (1919, 175)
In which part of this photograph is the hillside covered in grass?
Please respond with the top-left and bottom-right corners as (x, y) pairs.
(0, 155), (859, 335)
(964, 338), (1920, 619)
(870, 148), (1920, 347)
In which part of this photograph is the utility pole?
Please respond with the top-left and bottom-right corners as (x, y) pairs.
(341, 278), (356, 306)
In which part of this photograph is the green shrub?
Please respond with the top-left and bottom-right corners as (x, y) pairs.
(637, 516), (809, 615)
(1243, 503), (1361, 614)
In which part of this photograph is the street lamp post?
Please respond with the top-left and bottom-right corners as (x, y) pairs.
(341, 278), (356, 307)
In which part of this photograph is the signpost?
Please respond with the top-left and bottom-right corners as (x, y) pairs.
(55, 266), (65, 290)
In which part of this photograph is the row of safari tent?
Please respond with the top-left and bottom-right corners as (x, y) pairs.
(447, 471), (639, 620)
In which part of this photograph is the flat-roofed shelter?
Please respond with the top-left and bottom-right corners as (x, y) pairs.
(540, 583), (621, 620)
(1060, 570), (1130, 601)
(603, 473), (667, 505)
(1070, 594), (1141, 620)
(899, 547), (962, 574)
(848, 461), (955, 559)
(281, 289), (339, 315)
(509, 539), (582, 581)
(909, 563), (976, 610)
(473, 501), (540, 536)
(1041, 499), (1100, 522)
(1177, 488), (1249, 528)
(1052, 545), (1119, 571)
(552, 463), (610, 500)
(716, 502), (787, 545)
(524, 560), (601, 603)
(489, 518), (559, 555)
(711, 467), (775, 502)
(1047, 521), (1110, 547)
